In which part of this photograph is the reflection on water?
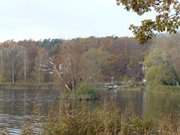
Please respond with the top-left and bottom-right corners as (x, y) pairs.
(101, 90), (144, 116)
(0, 89), (60, 135)
(144, 90), (180, 121)
(0, 89), (60, 115)
(0, 88), (179, 135)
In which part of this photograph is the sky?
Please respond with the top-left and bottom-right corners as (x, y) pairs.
(0, 0), (153, 41)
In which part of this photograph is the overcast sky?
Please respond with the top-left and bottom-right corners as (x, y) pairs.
(0, 0), (153, 41)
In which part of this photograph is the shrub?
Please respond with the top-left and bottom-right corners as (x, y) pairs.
(75, 82), (98, 99)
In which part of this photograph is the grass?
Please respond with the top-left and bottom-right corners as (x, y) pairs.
(43, 104), (126, 135)
(41, 103), (179, 135)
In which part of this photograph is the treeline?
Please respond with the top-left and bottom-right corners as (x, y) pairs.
(0, 39), (63, 83)
(0, 37), (149, 85)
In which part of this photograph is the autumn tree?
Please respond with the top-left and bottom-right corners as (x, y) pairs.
(0, 42), (26, 83)
(116, 0), (180, 43)
(0, 40), (52, 83)
(144, 35), (180, 85)
(53, 40), (86, 91)
(53, 39), (113, 91)
(33, 48), (49, 83)
(101, 37), (148, 81)
(80, 47), (111, 83)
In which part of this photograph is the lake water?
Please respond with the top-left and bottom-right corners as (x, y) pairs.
(0, 88), (179, 134)
(0, 89), (60, 134)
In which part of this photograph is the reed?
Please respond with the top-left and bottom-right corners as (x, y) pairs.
(42, 103), (171, 135)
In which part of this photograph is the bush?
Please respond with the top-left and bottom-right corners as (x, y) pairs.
(75, 82), (98, 99)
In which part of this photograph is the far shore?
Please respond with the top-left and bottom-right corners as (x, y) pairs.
(0, 83), (61, 90)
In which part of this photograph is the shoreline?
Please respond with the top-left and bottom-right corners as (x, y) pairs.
(0, 83), (61, 90)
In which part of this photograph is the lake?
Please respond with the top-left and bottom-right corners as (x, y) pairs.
(0, 88), (179, 135)
(0, 89), (60, 134)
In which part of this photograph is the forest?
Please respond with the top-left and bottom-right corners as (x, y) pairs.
(0, 37), (149, 87)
